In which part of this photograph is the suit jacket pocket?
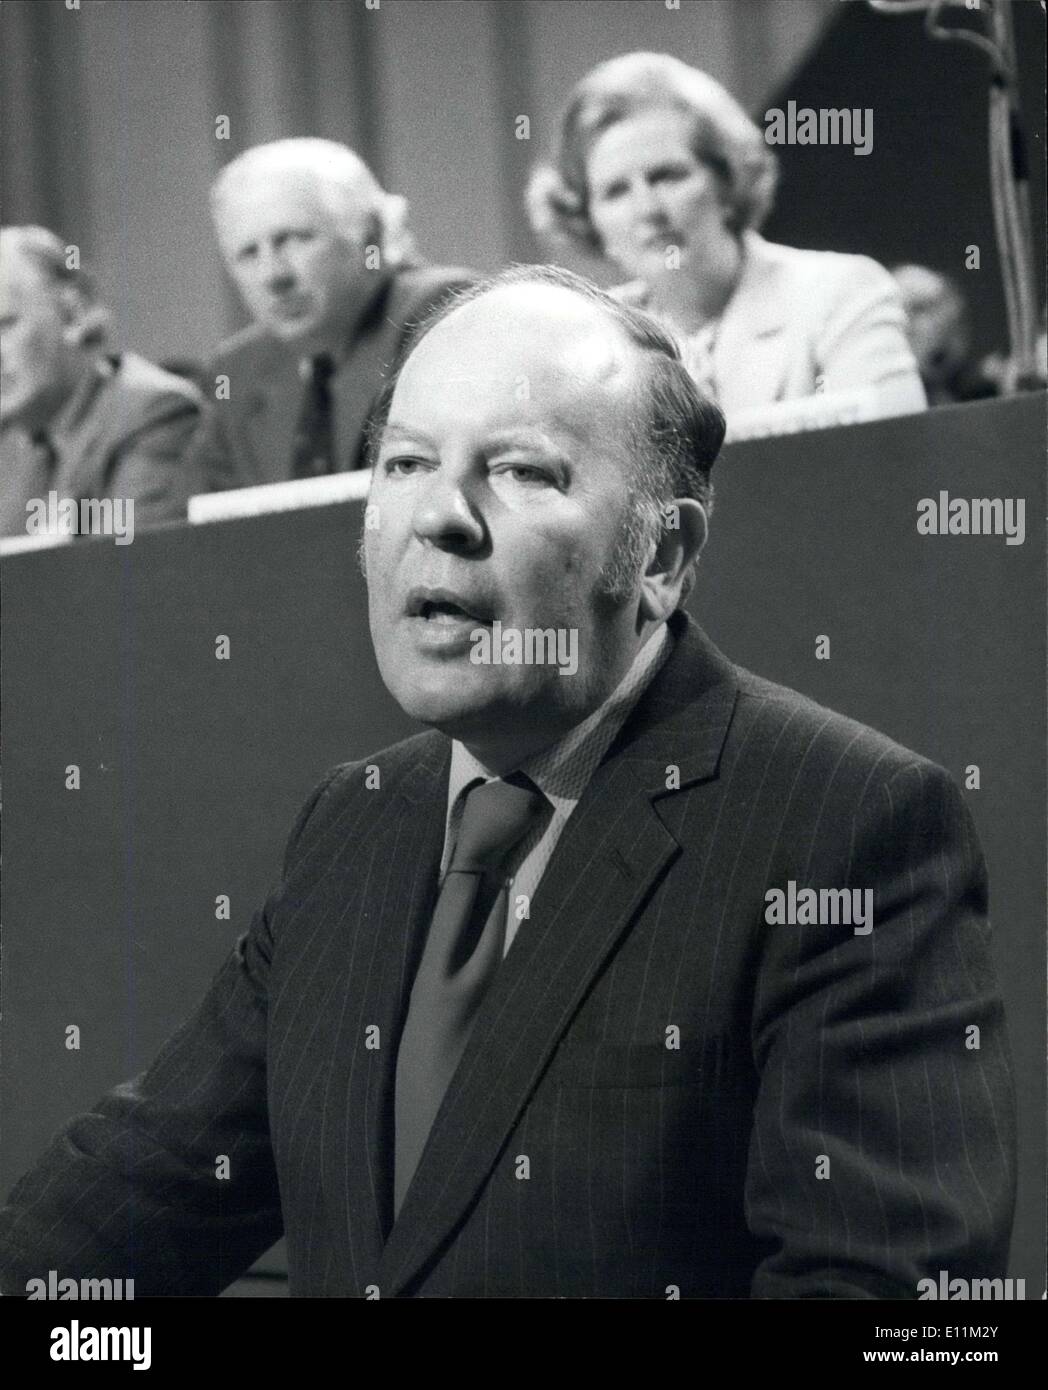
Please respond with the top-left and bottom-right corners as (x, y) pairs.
(544, 1036), (724, 1089)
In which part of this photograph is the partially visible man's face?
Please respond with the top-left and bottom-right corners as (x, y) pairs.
(903, 298), (969, 387)
(365, 284), (652, 763)
(0, 250), (80, 431)
(215, 169), (375, 351)
(892, 268), (970, 390)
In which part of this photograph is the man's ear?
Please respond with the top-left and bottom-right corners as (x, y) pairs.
(377, 194), (417, 268)
(637, 498), (708, 623)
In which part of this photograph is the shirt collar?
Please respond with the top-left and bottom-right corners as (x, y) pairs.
(445, 622), (674, 823)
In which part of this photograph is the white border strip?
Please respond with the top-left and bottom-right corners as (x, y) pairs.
(188, 470), (372, 524)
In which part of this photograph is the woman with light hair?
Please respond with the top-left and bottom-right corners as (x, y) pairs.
(527, 53), (926, 435)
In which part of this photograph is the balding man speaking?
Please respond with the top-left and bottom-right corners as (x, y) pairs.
(0, 268), (1015, 1298)
(188, 138), (473, 492)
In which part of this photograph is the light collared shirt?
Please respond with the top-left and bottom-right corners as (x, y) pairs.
(440, 622), (673, 954)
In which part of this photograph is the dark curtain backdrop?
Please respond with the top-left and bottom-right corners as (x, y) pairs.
(0, 0), (835, 363)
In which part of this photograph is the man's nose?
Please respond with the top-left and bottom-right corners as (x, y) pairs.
(411, 467), (486, 553)
(257, 245), (295, 290)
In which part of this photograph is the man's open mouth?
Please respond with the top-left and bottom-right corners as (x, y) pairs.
(421, 601), (487, 623)
(406, 589), (494, 625)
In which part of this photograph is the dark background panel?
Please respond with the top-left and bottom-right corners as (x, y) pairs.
(1, 503), (419, 1167)
(2, 396), (1045, 1291)
(763, 0), (1047, 360)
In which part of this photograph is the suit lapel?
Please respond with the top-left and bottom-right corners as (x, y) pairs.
(316, 737), (450, 1278)
(332, 276), (402, 472)
(714, 232), (791, 411)
(245, 353), (303, 486)
(376, 616), (740, 1295)
(0, 429), (53, 534)
(50, 358), (113, 503)
(332, 269), (464, 471)
(242, 271), (447, 479)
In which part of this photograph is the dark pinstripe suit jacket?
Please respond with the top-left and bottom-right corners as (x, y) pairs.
(0, 613), (1016, 1298)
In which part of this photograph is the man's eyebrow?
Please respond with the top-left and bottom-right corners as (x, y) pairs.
(483, 427), (573, 453)
(377, 422), (574, 454)
(378, 422), (438, 450)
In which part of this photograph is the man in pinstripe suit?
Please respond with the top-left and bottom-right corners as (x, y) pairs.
(0, 266), (1016, 1298)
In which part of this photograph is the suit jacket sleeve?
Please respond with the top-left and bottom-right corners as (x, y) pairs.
(813, 256), (928, 416)
(106, 389), (203, 524)
(0, 767), (345, 1297)
(180, 370), (240, 496)
(746, 760), (1016, 1298)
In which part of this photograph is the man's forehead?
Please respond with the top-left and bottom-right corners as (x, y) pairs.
(220, 159), (374, 213)
(217, 171), (333, 228)
(397, 285), (642, 410)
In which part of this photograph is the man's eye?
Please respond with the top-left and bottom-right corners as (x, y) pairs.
(493, 464), (555, 486)
(382, 456), (426, 476)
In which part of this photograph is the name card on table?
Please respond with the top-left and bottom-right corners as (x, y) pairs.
(724, 387), (889, 443)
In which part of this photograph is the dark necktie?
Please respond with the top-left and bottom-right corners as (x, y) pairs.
(30, 430), (58, 481)
(290, 354), (335, 479)
(393, 773), (548, 1216)
(30, 432), (75, 534)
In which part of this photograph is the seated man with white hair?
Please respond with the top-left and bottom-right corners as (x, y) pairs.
(188, 138), (474, 493)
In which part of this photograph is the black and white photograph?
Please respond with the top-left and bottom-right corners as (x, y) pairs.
(0, 0), (1044, 1365)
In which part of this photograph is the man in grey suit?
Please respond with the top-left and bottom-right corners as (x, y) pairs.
(0, 266), (1015, 1298)
(0, 226), (201, 539)
(186, 138), (473, 492)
